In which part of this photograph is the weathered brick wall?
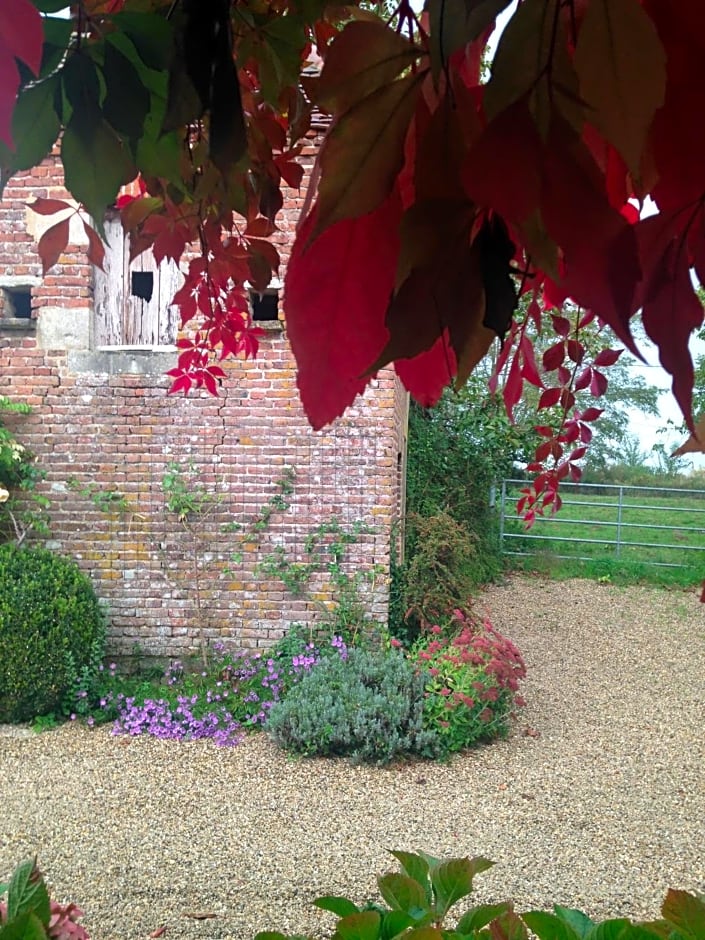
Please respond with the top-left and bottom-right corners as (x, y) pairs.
(0, 141), (409, 659)
(0, 152), (91, 313)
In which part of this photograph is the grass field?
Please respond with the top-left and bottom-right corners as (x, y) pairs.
(501, 480), (705, 588)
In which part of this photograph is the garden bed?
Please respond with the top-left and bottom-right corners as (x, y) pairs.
(1, 577), (703, 940)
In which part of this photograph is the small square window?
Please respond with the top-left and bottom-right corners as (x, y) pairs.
(1, 286), (32, 319)
(250, 289), (279, 322)
(131, 271), (154, 302)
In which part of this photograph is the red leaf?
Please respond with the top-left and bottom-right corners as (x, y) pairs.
(551, 315), (571, 337)
(557, 365), (571, 385)
(370, 199), (491, 386)
(503, 349), (523, 421)
(202, 371), (219, 396)
(570, 446), (587, 461)
(561, 421), (580, 444)
(579, 423), (593, 443)
(395, 334), (457, 407)
(540, 116), (641, 350)
(543, 342), (565, 372)
(29, 198), (73, 216)
(636, 212), (703, 425)
(590, 369), (608, 396)
(0, 0), (42, 73)
(244, 217), (276, 238)
(519, 333), (543, 387)
(574, 367), (591, 391)
(276, 155), (304, 190)
(538, 387), (561, 409)
(0, 52), (18, 148)
(37, 218), (70, 274)
(462, 97), (542, 224)
(313, 71), (423, 237)
(534, 426), (554, 438)
(560, 389), (575, 410)
(580, 407), (603, 422)
(646, 1), (705, 212)
(82, 219), (106, 271)
(570, 463), (582, 482)
(593, 347), (622, 366)
(285, 190), (402, 429)
(168, 373), (194, 396)
(566, 339), (584, 364)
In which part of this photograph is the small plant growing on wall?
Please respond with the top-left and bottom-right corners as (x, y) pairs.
(257, 517), (386, 645)
(0, 396), (49, 545)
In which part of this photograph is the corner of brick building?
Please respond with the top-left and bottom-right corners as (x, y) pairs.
(0, 136), (410, 659)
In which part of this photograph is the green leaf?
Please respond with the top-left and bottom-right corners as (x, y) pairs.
(316, 21), (420, 115)
(39, 17), (72, 79)
(587, 921), (632, 940)
(428, 0), (511, 79)
(33, 0), (69, 11)
(431, 857), (494, 918)
(313, 71), (424, 239)
(103, 38), (151, 140)
(335, 911), (382, 940)
(380, 910), (416, 938)
(523, 912), (581, 940)
(61, 50), (101, 122)
(483, 0), (579, 136)
(109, 13), (174, 72)
(314, 896), (360, 917)
(6, 860), (50, 925)
(661, 890), (705, 940)
(0, 75), (59, 173)
(378, 874), (428, 915)
(456, 902), (512, 935)
(61, 106), (136, 231)
(259, 14), (306, 105)
(573, 0), (666, 178)
(553, 907), (596, 940)
(0, 910), (48, 940)
(620, 928), (669, 940)
(389, 851), (431, 896)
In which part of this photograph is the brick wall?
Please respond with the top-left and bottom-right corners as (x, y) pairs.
(0, 140), (409, 659)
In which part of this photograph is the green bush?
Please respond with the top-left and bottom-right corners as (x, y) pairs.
(266, 647), (441, 764)
(398, 512), (481, 640)
(0, 545), (106, 723)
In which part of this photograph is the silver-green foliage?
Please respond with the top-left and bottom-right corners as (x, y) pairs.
(266, 648), (441, 764)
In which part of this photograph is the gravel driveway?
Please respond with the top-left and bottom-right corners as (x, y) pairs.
(1, 577), (704, 940)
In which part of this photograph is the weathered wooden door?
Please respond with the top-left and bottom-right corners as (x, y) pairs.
(93, 216), (182, 346)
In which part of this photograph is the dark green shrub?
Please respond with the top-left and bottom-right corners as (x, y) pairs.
(0, 545), (106, 722)
(266, 648), (441, 764)
(400, 512), (481, 637)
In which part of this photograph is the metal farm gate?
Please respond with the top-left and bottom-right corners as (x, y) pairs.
(499, 479), (705, 569)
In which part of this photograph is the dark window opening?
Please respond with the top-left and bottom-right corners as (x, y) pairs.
(2, 287), (32, 319)
(250, 290), (279, 321)
(131, 271), (154, 302)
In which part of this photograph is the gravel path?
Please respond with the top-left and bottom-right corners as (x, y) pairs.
(1, 577), (704, 940)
